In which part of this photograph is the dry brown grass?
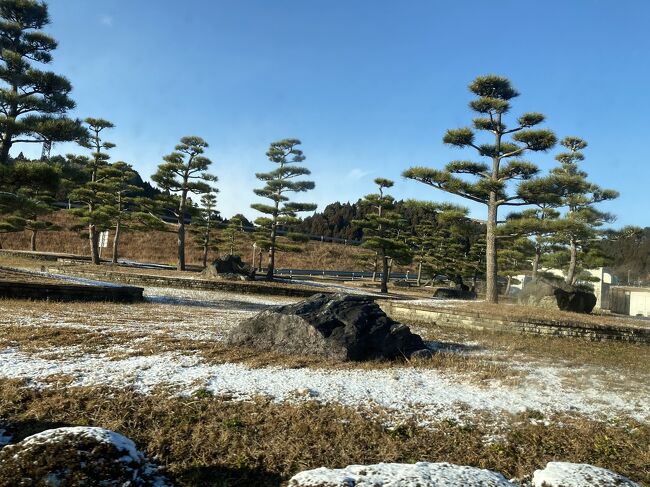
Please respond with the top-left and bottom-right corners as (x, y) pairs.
(411, 319), (650, 380)
(0, 380), (648, 486)
(0, 210), (389, 271)
(0, 315), (519, 385)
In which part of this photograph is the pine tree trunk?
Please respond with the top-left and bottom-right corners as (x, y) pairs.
(266, 224), (277, 280)
(177, 189), (188, 271)
(485, 199), (498, 303)
(178, 220), (185, 271)
(566, 239), (578, 285)
(266, 194), (280, 279)
(505, 275), (512, 296)
(30, 230), (37, 252)
(484, 113), (502, 304)
(112, 219), (121, 264)
(202, 244), (208, 269)
(89, 224), (100, 265)
(380, 255), (389, 293)
(0, 135), (11, 166)
(416, 261), (423, 286)
(532, 245), (541, 281)
(372, 254), (378, 281)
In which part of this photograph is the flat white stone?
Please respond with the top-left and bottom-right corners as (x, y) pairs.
(532, 462), (641, 487)
(288, 461), (517, 486)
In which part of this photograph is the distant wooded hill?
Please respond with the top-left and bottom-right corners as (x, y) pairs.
(290, 200), (443, 241)
(600, 227), (650, 283)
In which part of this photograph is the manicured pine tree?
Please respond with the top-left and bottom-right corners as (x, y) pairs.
(354, 178), (412, 293)
(403, 200), (468, 286)
(502, 207), (561, 281)
(191, 190), (220, 269)
(68, 118), (116, 264)
(403, 75), (557, 303)
(547, 137), (618, 284)
(152, 136), (217, 271)
(223, 215), (244, 256)
(0, 0), (85, 165)
(0, 158), (60, 249)
(103, 161), (141, 264)
(16, 160), (60, 250)
(251, 138), (316, 279)
(497, 236), (535, 295)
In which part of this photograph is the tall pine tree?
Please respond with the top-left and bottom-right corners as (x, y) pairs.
(251, 138), (316, 279)
(404, 75), (556, 302)
(191, 190), (220, 269)
(0, 0), (84, 164)
(354, 178), (411, 294)
(152, 136), (217, 271)
(548, 137), (618, 284)
(69, 118), (116, 264)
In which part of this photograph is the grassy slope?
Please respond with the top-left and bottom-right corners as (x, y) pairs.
(0, 210), (398, 272)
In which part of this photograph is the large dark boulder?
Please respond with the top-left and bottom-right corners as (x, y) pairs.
(433, 287), (477, 300)
(226, 293), (431, 361)
(0, 426), (171, 486)
(519, 278), (597, 314)
(203, 254), (256, 280)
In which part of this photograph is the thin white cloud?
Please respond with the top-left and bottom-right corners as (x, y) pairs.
(99, 15), (113, 27)
(345, 168), (372, 181)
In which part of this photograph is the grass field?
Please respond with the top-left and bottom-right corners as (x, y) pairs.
(0, 268), (649, 485)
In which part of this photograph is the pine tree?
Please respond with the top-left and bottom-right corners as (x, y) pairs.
(354, 178), (412, 293)
(498, 236), (535, 295)
(403, 200), (468, 286)
(403, 75), (556, 303)
(0, 158), (59, 248)
(223, 215), (245, 256)
(0, 0), (85, 165)
(251, 138), (316, 279)
(191, 190), (220, 269)
(547, 137), (618, 284)
(68, 118), (115, 264)
(103, 161), (141, 264)
(152, 136), (217, 271)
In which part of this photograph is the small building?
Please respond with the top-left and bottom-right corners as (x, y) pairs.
(609, 287), (650, 317)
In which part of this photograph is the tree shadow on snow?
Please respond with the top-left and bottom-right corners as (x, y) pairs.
(145, 295), (273, 312)
(1, 419), (72, 444)
(425, 341), (482, 354)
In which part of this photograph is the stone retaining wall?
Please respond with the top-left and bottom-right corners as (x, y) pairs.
(47, 266), (328, 298)
(0, 281), (143, 303)
(379, 301), (650, 344)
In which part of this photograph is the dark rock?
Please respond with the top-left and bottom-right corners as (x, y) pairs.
(203, 254), (256, 280)
(226, 293), (431, 361)
(518, 278), (597, 314)
(0, 426), (171, 486)
(393, 280), (412, 287)
(433, 287), (477, 300)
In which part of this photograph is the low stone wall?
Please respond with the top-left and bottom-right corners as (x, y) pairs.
(47, 266), (328, 298)
(0, 281), (143, 303)
(379, 301), (650, 344)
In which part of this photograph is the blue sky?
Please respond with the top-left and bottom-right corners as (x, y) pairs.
(16, 0), (650, 227)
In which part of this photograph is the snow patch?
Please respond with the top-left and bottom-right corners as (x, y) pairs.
(288, 462), (516, 486)
(1, 348), (649, 425)
(532, 462), (641, 487)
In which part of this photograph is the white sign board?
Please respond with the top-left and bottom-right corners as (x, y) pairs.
(99, 230), (110, 248)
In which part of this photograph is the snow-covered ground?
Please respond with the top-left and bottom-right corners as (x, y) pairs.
(1, 286), (649, 426)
